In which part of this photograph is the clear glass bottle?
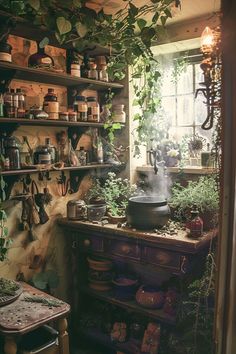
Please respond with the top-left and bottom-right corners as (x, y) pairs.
(16, 88), (26, 118)
(4, 88), (14, 118)
(98, 64), (108, 82)
(0, 94), (4, 117)
(68, 139), (79, 167)
(112, 104), (126, 123)
(88, 63), (98, 80)
(4, 136), (21, 170)
(77, 146), (87, 166)
(43, 88), (59, 120)
(74, 95), (87, 122)
(45, 137), (56, 163)
(100, 104), (111, 123)
(97, 137), (104, 164)
(33, 145), (51, 165)
(87, 97), (100, 122)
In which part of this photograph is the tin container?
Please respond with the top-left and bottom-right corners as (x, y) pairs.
(67, 199), (87, 220)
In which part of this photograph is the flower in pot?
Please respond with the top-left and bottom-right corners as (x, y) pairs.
(87, 172), (138, 223)
(170, 175), (219, 231)
(166, 148), (180, 167)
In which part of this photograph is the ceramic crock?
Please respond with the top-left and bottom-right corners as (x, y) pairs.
(126, 196), (170, 229)
(135, 285), (165, 309)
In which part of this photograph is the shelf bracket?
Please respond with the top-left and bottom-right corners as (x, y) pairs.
(68, 126), (88, 150)
(69, 169), (88, 193)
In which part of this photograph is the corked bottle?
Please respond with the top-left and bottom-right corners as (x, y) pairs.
(188, 205), (203, 238)
(43, 88), (59, 120)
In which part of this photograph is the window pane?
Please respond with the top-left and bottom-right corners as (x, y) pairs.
(195, 126), (213, 147)
(195, 93), (208, 125)
(177, 65), (193, 95)
(169, 126), (193, 142)
(162, 96), (176, 126)
(195, 63), (205, 90)
(162, 67), (175, 96)
(177, 95), (194, 125)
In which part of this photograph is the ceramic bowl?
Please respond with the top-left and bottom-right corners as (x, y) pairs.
(135, 285), (165, 309)
(112, 275), (138, 300)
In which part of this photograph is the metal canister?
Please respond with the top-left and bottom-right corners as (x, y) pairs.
(67, 199), (87, 220)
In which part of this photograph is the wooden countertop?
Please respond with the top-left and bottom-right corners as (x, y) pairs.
(58, 218), (217, 254)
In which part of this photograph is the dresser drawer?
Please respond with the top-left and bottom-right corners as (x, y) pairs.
(143, 247), (182, 271)
(75, 234), (104, 252)
(108, 240), (141, 260)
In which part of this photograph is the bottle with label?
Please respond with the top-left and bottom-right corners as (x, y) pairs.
(88, 62), (98, 80)
(33, 145), (51, 165)
(98, 64), (108, 82)
(45, 137), (57, 163)
(97, 137), (104, 164)
(74, 96), (87, 122)
(4, 88), (14, 118)
(87, 97), (100, 122)
(77, 146), (87, 166)
(16, 88), (26, 118)
(43, 88), (59, 120)
(112, 104), (126, 123)
(188, 205), (203, 238)
(28, 42), (54, 68)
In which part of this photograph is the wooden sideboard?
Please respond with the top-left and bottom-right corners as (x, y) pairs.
(58, 218), (217, 353)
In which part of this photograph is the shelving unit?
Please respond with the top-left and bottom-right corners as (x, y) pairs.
(0, 61), (123, 91)
(0, 118), (105, 128)
(80, 286), (176, 325)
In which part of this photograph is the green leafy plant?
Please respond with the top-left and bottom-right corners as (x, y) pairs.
(170, 175), (219, 220)
(87, 172), (138, 217)
(167, 251), (216, 354)
(0, 0), (176, 79)
(171, 54), (189, 84)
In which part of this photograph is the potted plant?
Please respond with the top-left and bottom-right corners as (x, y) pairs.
(170, 175), (219, 230)
(87, 172), (138, 223)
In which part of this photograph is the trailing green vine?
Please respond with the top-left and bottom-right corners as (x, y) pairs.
(0, 0), (176, 80)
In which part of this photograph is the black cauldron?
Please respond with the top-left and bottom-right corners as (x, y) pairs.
(126, 196), (170, 229)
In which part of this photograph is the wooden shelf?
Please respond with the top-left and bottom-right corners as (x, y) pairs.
(0, 118), (104, 128)
(0, 61), (123, 90)
(80, 327), (141, 354)
(80, 286), (175, 325)
(0, 164), (112, 177)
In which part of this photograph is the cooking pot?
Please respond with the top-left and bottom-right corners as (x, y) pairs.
(126, 196), (170, 229)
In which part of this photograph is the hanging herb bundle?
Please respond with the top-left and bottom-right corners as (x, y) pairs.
(0, 0), (176, 80)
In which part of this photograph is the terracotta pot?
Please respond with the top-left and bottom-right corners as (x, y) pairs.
(107, 212), (126, 224)
(87, 256), (113, 271)
(135, 285), (165, 309)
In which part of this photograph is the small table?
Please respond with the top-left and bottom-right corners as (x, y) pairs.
(0, 282), (70, 354)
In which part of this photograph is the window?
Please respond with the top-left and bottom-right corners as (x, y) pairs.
(159, 51), (212, 144)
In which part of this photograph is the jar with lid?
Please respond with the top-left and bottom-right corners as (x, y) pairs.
(4, 88), (14, 118)
(98, 64), (108, 82)
(68, 110), (77, 122)
(87, 97), (100, 122)
(74, 96), (87, 122)
(27, 105), (49, 120)
(0, 42), (12, 63)
(112, 104), (126, 123)
(45, 137), (57, 163)
(43, 88), (59, 120)
(88, 63), (98, 80)
(4, 137), (21, 170)
(59, 111), (69, 121)
(70, 62), (81, 77)
(33, 145), (51, 165)
(16, 88), (26, 118)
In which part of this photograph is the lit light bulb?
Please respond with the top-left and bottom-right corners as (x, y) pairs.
(201, 26), (214, 54)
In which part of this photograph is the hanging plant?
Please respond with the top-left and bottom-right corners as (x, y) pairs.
(0, 0), (176, 79)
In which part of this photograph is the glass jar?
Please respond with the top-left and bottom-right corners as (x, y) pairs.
(28, 42), (54, 68)
(70, 63), (81, 77)
(59, 111), (69, 121)
(87, 97), (100, 122)
(98, 64), (108, 82)
(100, 104), (111, 123)
(16, 88), (26, 118)
(112, 104), (126, 123)
(4, 88), (14, 118)
(4, 137), (20, 170)
(88, 63), (98, 80)
(0, 42), (12, 63)
(43, 88), (59, 120)
(33, 145), (51, 165)
(45, 137), (56, 163)
(188, 206), (203, 238)
(74, 96), (87, 122)
(76, 146), (87, 166)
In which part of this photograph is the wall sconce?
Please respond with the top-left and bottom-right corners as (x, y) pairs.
(200, 26), (215, 54)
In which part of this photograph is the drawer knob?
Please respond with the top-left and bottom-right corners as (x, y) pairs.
(84, 239), (91, 247)
(121, 245), (131, 254)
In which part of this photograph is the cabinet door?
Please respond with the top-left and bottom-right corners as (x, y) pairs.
(143, 247), (188, 272)
(108, 239), (141, 260)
